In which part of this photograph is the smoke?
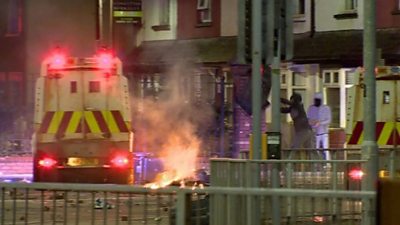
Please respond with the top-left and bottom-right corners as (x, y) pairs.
(133, 62), (214, 181)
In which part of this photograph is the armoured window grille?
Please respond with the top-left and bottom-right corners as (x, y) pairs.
(70, 81), (77, 93)
(193, 74), (202, 101)
(197, 0), (211, 23)
(201, 74), (215, 104)
(89, 81), (100, 93)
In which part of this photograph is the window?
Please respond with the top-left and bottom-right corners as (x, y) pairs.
(89, 81), (100, 93)
(152, 0), (170, 30)
(383, 91), (390, 104)
(345, 0), (357, 11)
(294, 0), (305, 15)
(197, 0), (211, 23)
(334, 0), (358, 19)
(323, 70), (341, 84)
(197, 0), (209, 9)
(5, 0), (22, 36)
(159, 0), (170, 25)
(70, 81), (77, 93)
(292, 72), (306, 86)
(324, 72), (331, 83)
(281, 74), (286, 84)
(333, 72), (340, 83)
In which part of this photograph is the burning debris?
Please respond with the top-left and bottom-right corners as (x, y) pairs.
(134, 64), (213, 189)
(144, 171), (178, 189)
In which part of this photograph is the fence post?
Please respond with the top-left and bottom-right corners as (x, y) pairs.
(389, 149), (395, 179)
(176, 191), (187, 225)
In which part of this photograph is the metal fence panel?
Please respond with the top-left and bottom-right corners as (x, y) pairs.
(210, 158), (366, 191)
(0, 182), (374, 225)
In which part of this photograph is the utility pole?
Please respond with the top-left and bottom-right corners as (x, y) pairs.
(109, 0), (114, 48)
(237, 0), (293, 224)
(99, 0), (114, 48)
(251, 0), (262, 162)
(362, 0), (378, 224)
(249, 0), (262, 224)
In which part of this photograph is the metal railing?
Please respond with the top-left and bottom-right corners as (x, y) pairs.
(210, 158), (367, 190)
(209, 158), (376, 225)
(0, 182), (375, 225)
(281, 147), (400, 178)
(0, 137), (32, 157)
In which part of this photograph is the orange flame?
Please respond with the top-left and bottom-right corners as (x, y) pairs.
(145, 130), (200, 189)
(144, 170), (179, 189)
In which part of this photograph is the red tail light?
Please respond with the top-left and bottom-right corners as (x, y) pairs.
(49, 53), (66, 69)
(38, 158), (57, 168)
(111, 156), (129, 168)
(349, 169), (364, 180)
(96, 53), (113, 69)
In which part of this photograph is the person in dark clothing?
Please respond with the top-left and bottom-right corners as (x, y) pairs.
(281, 93), (316, 158)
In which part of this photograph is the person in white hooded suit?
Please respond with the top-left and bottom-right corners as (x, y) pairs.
(307, 92), (332, 160)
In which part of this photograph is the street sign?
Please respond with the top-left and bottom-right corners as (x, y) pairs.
(113, 0), (142, 25)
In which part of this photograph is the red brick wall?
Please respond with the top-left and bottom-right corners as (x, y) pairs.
(177, 0), (221, 39)
(377, 0), (400, 28)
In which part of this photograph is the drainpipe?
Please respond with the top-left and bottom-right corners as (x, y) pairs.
(219, 75), (225, 157)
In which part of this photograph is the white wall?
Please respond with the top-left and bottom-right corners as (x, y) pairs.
(221, 0), (238, 36)
(316, 0), (363, 31)
(140, 0), (177, 42)
(220, 0), (311, 36)
(293, 0), (311, 34)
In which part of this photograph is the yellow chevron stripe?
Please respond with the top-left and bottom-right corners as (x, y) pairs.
(102, 110), (119, 133)
(397, 122), (400, 135)
(41, 111), (129, 134)
(357, 129), (364, 145)
(125, 122), (131, 131)
(395, 122), (400, 144)
(347, 122), (356, 143)
(378, 122), (394, 145)
(84, 111), (101, 133)
(48, 111), (64, 134)
(66, 111), (82, 134)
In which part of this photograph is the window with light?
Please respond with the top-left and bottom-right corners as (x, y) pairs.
(197, 0), (212, 23)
